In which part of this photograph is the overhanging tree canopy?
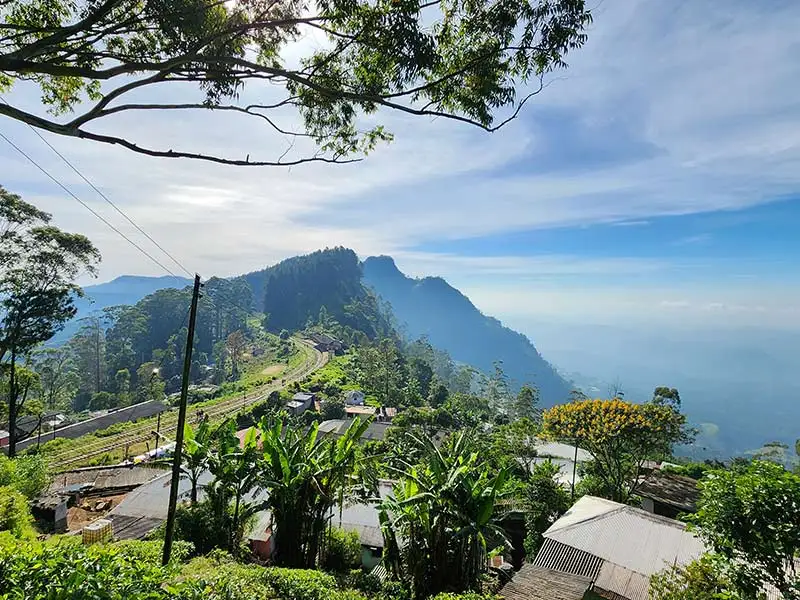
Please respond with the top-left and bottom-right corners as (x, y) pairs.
(0, 0), (592, 166)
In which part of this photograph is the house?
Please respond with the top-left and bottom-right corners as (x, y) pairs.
(344, 390), (365, 406)
(318, 419), (391, 442)
(0, 430), (8, 448)
(307, 332), (344, 353)
(636, 470), (700, 519)
(286, 392), (315, 416)
(375, 406), (396, 423)
(345, 405), (376, 419)
(525, 495), (705, 600)
(530, 440), (593, 488)
(247, 481), (393, 569)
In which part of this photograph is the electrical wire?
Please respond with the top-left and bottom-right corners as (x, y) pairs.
(0, 129), (181, 277)
(0, 95), (194, 278)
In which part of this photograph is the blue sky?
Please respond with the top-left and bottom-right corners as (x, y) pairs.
(1, 0), (799, 331)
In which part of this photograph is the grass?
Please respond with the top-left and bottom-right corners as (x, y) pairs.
(304, 353), (358, 390)
(36, 335), (309, 467)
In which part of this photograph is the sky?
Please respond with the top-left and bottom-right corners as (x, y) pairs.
(2, 0), (800, 334)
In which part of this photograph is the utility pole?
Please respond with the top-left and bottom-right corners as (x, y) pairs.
(162, 274), (202, 566)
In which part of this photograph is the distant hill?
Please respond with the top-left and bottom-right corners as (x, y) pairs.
(362, 255), (572, 404)
(52, 275), (192, 344)
(76, 275), (193, 313)
(243, 247), (394, 341)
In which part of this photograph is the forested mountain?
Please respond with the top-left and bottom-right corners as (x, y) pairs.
(362, 256), (572, 404)
(244, 248), (394, 342)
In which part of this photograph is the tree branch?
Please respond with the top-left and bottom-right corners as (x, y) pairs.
(74, 128), (359, 166)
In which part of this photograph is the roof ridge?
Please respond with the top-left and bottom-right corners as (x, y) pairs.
(546, 504), (628, 535)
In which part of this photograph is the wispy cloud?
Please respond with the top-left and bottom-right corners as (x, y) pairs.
(1, 0), (798, 330)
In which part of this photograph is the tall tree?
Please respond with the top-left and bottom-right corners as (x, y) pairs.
(482, 361), (512, 415)
(355, 338), (406, 406)
(692, 461), (800, 599)
(0, 0), (592, 166)
(31, 347), (78, 411)
(542, 397), (692, 502)
(225, 330), (247, 380)
(114, 368), (131, 406)
(513, 384), (540, 421)
(68, 315), (107, 399)
(0, 187), (100, 456)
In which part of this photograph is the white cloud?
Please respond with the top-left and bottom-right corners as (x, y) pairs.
(1, 0), (798, 330)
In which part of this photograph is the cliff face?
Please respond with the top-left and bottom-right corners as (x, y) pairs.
(363, 256), (571, 404)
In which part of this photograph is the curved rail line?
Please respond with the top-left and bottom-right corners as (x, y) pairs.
(49, 339), (327, 470)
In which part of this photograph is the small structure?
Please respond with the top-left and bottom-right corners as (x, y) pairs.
(375, 406), (396, 423)
(307, 332), (344, 353)
(286, 392), (315, 416)
(529, 495), (705, 600)
(0, 430), (8, 448)
(344, 390), (365, 406)
(637, 470), (700, 519)
(345, 405), (376, 419)
(31, 494), (69, 533)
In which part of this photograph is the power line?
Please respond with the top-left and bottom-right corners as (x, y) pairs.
(19, 122), (194, 278)
(0, 129), (181, 277)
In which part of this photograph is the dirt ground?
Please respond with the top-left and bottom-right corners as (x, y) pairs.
(261, 364), (285, 376)
(67, 493), (128, 532)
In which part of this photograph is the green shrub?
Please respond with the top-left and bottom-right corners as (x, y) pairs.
(0, 486), (34, 538)
(428, 594), (499, 600)
(0, 538), (205, 599)
(0, 454), (50, 500)
(343, 570), (410, 600)
(322, 527), (362, 573)
(174, 501), (230, 555)
(263, 567), (349, 600)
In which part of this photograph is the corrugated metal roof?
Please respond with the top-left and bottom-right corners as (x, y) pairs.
(533, 538), (603, 579)
(595, 562), (651, 600)
(50, 465), (168, 494)
(544, 496), (705, 577)
(534, 441), (593, 462)
(636, 470), (699, 512)
(501, 564), (591, 600)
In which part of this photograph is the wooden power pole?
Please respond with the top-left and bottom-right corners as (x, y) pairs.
(162, 274), (202, 566)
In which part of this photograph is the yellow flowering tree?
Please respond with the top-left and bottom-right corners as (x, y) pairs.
(542, 397), (691, 502)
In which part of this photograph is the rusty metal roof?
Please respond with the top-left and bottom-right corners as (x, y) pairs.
(501, 564), (591, 600)
(636, 470), (700, 512)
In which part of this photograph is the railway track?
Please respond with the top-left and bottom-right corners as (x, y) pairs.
(50, 339), (327, 471)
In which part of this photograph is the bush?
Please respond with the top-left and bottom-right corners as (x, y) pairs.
(0, 538), (205, 599)
(0, 454), (50, 500)
(322, 527), (362, 573)
(343, 571), (409, 600)
(428, 594), (499, 600)
(174, 501), (230, 556)
(0, 487), (34, 538)
(321, 398), (346, 421)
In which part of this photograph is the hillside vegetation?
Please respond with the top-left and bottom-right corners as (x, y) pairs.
(362, 256), (571, 403)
